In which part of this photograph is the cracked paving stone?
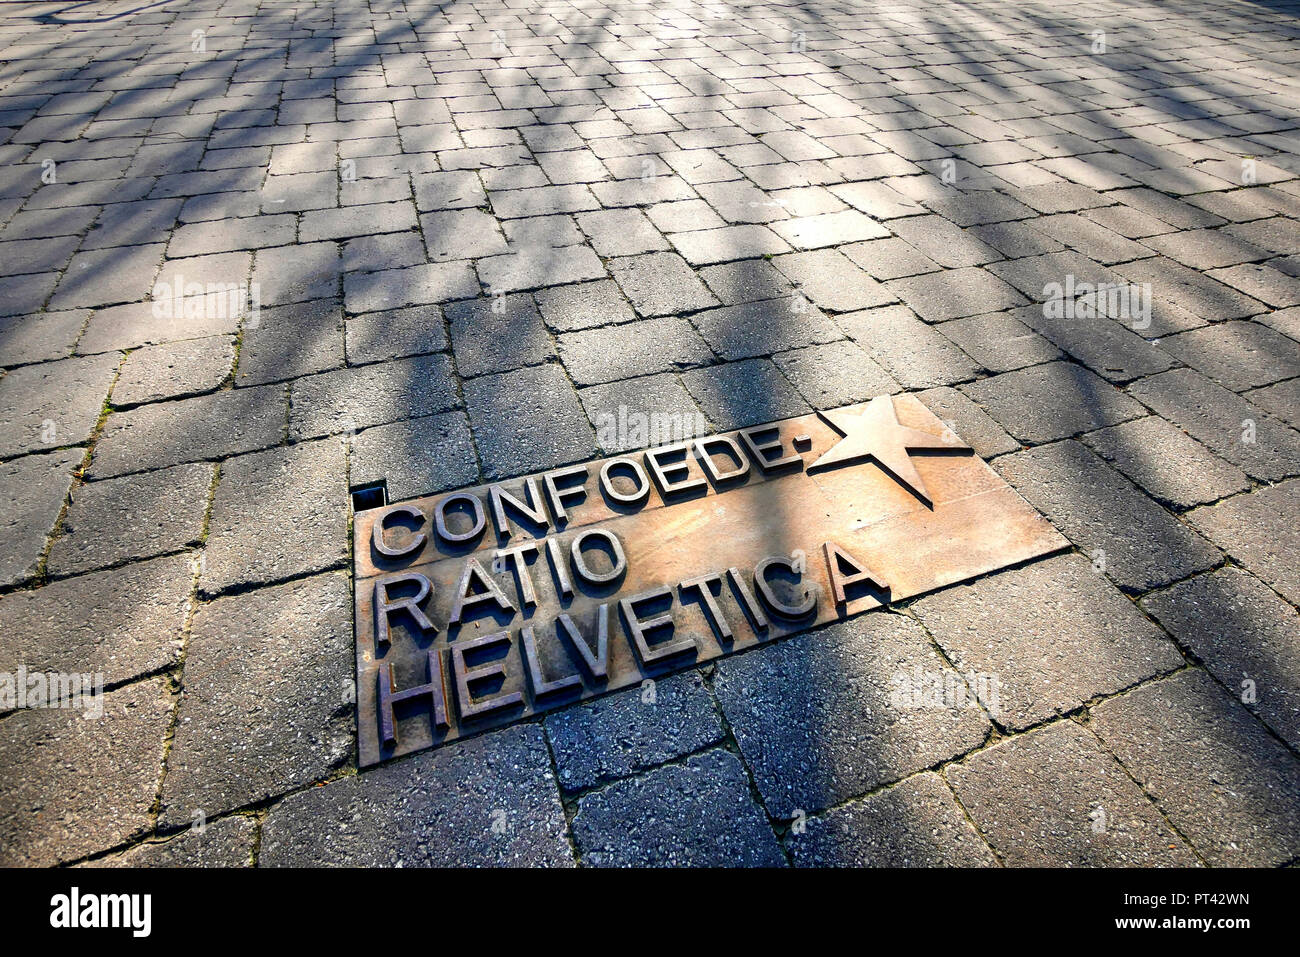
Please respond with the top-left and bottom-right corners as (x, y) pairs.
(1246, 377), (1300, 430)
(0, 309), (88, 366)
(0, 353), (119, 458)
(578, 373), (704, 455)
(0, 551), (191, 684)
(46, 462), (212, 577)
(91, 384), (286, 479)
(288, 353), (459, 441)
(948, 720), (1198, 867)
(1080, 415), (1250, 509)
(608, 252), (718, 317)
(963, 361), (1145, 443)
(911, 554), (1184, 732)
(464, 363), (597, 479)
(996, 439), (1221, 591)
(1091, 670), (1300, 867)
(533, 279), (635, 332)
(774, 340), (899, 408)
(936, 310), (1062, 373)
(838, 305), (982, 388)
(447, 294), (553, 377)
(885, 266), (1027, 322)
(475, 245), (606, 294)
(1142, 566), (1300, 751)
(916, 386), (1020, 459)
(343, 260), (480, 313)
(81, 814), (255, 868)
(545, 671), (724, 791)
(771, 248), (895, 311)
(350, 410), (478, 500)
(260, 724), (572, 866)
(714, 612), (991, 818)
(76, 301), (239, 355)
(1159, 320), (1300, 392)
(698, 258), (796, 305)
(1185, 479), (1300, 606)
(558, 316), (713, 385)
(48, 242), (166, 310)
(114, 335), (235, 405)
(237, 299), (344, 386)
(681, 358), (809, 429)
(787, 772), (996, 867)
(344, 304), (447, 365)
(201, 438), (348, 595)
(692, 297), (841, 360)
(0, 447), (81, 587)
(1127, 368), (1300, 482)
(572, 748), (785, 867)
(0, 678), (172, 867)
(160, 572), (354, 828)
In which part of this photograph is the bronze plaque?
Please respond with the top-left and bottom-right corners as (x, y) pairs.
(352, 395), (1067, 766)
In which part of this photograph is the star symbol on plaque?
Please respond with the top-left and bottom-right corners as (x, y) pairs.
(807, 396), (970, 506)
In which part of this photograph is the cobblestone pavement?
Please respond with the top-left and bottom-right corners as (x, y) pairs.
(1, 0), (1299, 868)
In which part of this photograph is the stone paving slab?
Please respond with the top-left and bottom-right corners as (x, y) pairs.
(1, 0), (1299, 869)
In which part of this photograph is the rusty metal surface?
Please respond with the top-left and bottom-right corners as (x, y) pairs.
(352, 394), (1068, 766)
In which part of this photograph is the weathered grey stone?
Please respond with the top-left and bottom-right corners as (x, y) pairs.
(342, 260), (479, 313)
(533, 280), (634, 332)
(350, 410), (478, 500)
(545, 671), (724, 791)
(0, 553), (191, 684)
(161, 573), (354, 827)
(1091, 670), (1300, 867)
(114, 335), (235, 405)
(692, 297), (841, 360)
(261, 724), (573, 867)
(92, 384), (286, 478)
(84, 814), (255, 868)
(1128, 368), (1300, 482)
(475, 245), (606, 295)
(788, 772), (996, 867)
(774, 341), (899, 408)
(1142, 567), (1300, 750)
(714, 612), (991, 817)
(288, 353), (458, 441)
(0, 309), (88, 366)
(608, 252), (718, 317)
(0, 447), (80, 587)
(0, 353), (118, 458)
(838, 305), (982, 388)
(937, 310), (1062, 373)
(447, 294), (553, 378)
(201, 438), (348, 595)
(237, 299), (344, 386)
(1186, 479), (1300, 605)
(996, 440), (1221, 592)
(771, 248), (895, 311)
(681, 358), (809, 429)
(559, 317), (713, 385)
(0, 678), (172, 866)
(47, 462), (212, 576)
(1159, 320), (1300, 392)
(579, 374), (705, 455)
(963, 361), (1145, 443)
(948, 720), (1197, 866)
(345, 305), (447, 365)
(464, 363), (597, 479)
(572, 748), (785, 867)
(889, 215), (1000, 268)
(911, 554), (1184, 731)
(916, 386), (1020, 458)
(1081, 415), (1250, 509)
(699, 258), (796, 305)
(1245, 377), (1300, 430)
(886, 267), (1027, 322)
